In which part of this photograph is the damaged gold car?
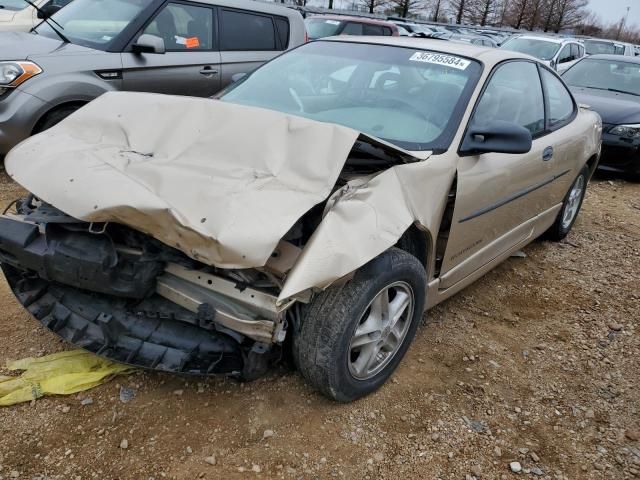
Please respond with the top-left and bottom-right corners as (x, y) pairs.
(0, 38), (601, 402)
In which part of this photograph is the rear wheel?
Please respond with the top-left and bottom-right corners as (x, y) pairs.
(545, 165), (589, 241)
(292, 248), (426, 402)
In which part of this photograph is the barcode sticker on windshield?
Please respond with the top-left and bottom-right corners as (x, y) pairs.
(409, 52), (470, 70)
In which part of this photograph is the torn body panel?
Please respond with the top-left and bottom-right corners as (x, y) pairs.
(279, 154), (457, 302)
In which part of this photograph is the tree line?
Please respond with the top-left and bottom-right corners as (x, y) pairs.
(302, 0), (640, 43)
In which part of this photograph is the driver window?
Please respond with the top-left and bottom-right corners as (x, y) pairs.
(557, 45), (572, 63)
(472, 61), (545, 136)
(570, 44), (580, 59)
(141, 3), (213, 50)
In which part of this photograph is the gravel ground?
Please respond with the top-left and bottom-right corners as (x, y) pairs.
(0, 170), (638, 480)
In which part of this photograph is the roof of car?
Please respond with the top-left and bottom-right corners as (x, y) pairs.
(192, 0), (302, 17)
(584, 54), (640, 63)
(322, 36), (534, 65)
(306, 14), (397, 27)
(511, 35), (576, 44)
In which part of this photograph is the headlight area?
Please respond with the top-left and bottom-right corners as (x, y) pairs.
(0, 61), (43, 96)
(609, 124), (640, 139)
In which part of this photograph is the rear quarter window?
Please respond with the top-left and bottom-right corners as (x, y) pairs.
(541, 68), (575, 127)
(274, 17), (290, 49)
(363, 24), (384, 35)
(219, 9), (278, 51)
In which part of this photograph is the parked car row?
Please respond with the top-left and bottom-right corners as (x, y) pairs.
(0, 0), (306, 156)
(0, 0), (636, 402)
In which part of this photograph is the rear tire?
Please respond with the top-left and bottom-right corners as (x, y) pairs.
(545, 165), (589, 241)
(292, 248), (426, 402)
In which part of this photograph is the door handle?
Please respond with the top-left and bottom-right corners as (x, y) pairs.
(542, 146), (554, 161)
(199, 66), (219, 77)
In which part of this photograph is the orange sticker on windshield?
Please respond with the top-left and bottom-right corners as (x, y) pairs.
(185, 37), (200, 49)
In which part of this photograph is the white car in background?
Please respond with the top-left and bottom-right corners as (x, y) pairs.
(500, 35), (585, 73)
(583, 38), (635, 56)
(0, 0), (71, 32)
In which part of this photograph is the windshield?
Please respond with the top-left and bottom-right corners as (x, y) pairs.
(222, 41), (481, 151)
(304, 18), (344, 39)
(0, 0), (31, 11)
(34, 0), (153, 50)
(584, 40), (619, 55)
(563, 58), (640, 96)
(501, 38), (560, 60)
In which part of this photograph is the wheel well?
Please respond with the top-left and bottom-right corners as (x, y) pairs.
(395, 224), (430, 272)
(32, 101), (87, 135)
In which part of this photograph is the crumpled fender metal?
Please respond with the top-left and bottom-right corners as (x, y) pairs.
(278, 154), (458, 304)
(5, 92), (360, 269)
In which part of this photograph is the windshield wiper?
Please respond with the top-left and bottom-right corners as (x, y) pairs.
(606, 87), (640, 96)
(581, 85), (640, 97)
(23, 0), (70, 43)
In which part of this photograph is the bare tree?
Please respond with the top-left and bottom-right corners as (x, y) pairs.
(390, 0), (423, 17)
(359, 0), (388, 13)
(472, 0), (497, 26)
(525, 0), (543, 29)
(431, 0), (443, 21)
(552, 0), (587, 32)
(449, 0), (474, 24)
(507, 0), (529, 29)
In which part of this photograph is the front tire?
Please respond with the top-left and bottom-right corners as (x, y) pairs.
(545, 165), (589, 241)
(34, 106), (80, 134)
(292, 248), (427, 402)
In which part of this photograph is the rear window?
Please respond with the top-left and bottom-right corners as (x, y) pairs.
(304, 18), (343, 39)
(584, 40), (616, 55)
(274, 16), (290, 49)
(219, 9), (278, 51)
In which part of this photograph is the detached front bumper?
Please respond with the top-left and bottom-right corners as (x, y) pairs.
(599, 132), (640, 175)
(0, 211), (282, 378)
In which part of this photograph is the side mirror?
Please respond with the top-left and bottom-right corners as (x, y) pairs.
(231, 72), (247, 83)
(131, 34), (166, 54)
(460, 120), (532, 155)
(37, 4), (62, 19)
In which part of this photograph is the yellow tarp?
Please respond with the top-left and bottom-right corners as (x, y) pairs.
(0, 350), (132, 406)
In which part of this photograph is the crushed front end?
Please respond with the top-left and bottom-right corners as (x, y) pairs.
(0, 198), (291, 379)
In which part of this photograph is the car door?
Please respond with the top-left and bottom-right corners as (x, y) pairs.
(121, 1), (221, 97)
(557, 43), (581, 73)
(538, 67), (581, 202)
(217, 8), (288, 88)
(439, 60), (556, 289)
(555, 44), (574, 72)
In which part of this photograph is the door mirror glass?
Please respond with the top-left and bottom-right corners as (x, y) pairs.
(460, 120), (533, 155)
(231, 72), (247, 83)
(132, 34), (166, 54)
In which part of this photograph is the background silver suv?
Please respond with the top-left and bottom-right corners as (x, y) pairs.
(0, 0), (305, 156)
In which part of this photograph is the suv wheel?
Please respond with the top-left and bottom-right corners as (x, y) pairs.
(34, 106), (80, 134)
(292, 248), (426, 402)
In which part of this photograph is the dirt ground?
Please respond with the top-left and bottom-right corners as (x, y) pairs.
(0, 169), (638, 480)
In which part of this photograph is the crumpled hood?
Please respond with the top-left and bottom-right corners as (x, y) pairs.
(571, 87), (640, 125)
(6, 91), (424, 270)
(0, 9), (18, 22)
(0, 31), (91, 61)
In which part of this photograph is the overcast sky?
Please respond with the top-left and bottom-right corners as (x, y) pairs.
(588, 0), (639, 27)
